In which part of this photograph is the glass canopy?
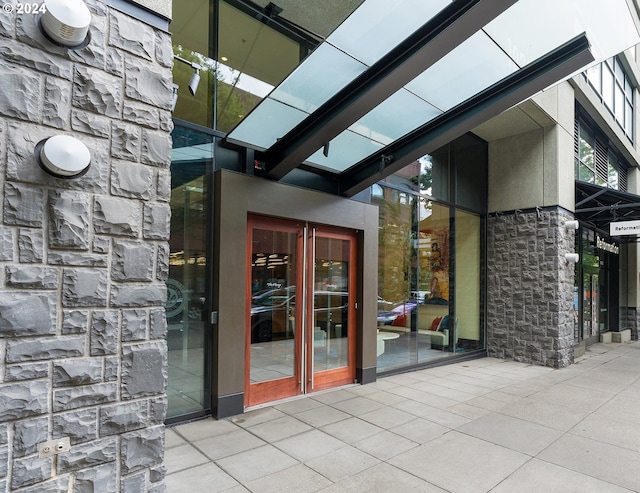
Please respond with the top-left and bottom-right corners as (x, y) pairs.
(227, 0), (639, 178)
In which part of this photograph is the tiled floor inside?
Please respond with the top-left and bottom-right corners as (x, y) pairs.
(166, 341), (640, 492)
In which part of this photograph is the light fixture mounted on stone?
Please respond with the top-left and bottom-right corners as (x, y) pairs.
(35, 135), (91, 179)
(565, 253), (580, 263)
(39, 0), (92, 49)
(564, 220), (579, 230)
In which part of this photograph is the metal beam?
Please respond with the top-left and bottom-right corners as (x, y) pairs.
(262, 0), (518, 180)
(575, 187), (608, 207)
(340, 33), (594, 197)
(576, 201), (640, 214)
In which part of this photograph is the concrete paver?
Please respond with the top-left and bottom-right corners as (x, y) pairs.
(166, 342), (640, 492)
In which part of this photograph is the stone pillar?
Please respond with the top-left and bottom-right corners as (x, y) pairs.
(620, 307), (640, 340)
(486, 207), (576, 368)
(0, 1), (172, 491)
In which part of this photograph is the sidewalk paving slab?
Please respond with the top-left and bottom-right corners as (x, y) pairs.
(166, 342), (640, 493)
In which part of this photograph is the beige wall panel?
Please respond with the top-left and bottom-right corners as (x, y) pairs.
(488, 128), (545, 212)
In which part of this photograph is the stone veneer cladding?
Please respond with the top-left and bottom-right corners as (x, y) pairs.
(0, 1), (172, 491)
(621, 307), (640, 340)
(486, 208), (576, 368)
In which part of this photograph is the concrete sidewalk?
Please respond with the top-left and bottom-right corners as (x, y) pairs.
(166, 342), (640, 492)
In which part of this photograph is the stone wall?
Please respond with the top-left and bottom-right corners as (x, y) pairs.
(620, 307), (640, 340)
(0, 1), (172, 491)
(486, 207), (576, 368)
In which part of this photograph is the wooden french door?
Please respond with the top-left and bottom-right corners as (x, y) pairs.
(245, 216), (356, 407)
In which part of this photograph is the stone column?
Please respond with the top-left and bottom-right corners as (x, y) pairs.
(0, 1), (172, 491)
(486, 207), (576, 368)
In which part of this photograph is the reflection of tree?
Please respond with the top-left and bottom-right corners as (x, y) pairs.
(580, 236), (599, 269)
(411, 155), (433, 193)
(378, 194), (415, 303)
(577, 131), (595, 183)
(172, 45), (266, 133)
(172, 45), (215, 128)
(216, 77), (261, 133)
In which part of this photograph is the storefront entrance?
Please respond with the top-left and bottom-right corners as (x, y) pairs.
(577, 227), (620, 347)
(581, 267), (601, 345)
(245, 216), (357, 407)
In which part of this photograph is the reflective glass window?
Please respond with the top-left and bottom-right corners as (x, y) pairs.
(575, 113), (629, 191)
(586, 63), (601, 92)
(578, 122), (595, 183)
(608, 152), (620, 189)
(167, 126), (212, 419)
(602, 62), (614, 111)
(172, 0), (215, 127)
(455, 210), (481, 351)
(375, 135), (486, 374)
(583, 57), (635, 140)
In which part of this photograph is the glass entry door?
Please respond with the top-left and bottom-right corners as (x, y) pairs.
(246, 216), (356, 407)
(582, 270), (600, 345)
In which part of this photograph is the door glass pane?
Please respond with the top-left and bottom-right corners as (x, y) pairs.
(598, 271), (608, 333)
(582, 273), (592, 340)
(250, 228), (297, 383)
(591, 274), (599, 337)
(314, 236), (350, 371)
(167, 129), (210, 419)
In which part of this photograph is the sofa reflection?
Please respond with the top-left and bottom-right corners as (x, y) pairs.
(378, 302), (453, 350)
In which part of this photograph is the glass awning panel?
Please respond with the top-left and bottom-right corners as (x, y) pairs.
(313, 31), (519, 170)
(227, 0), (639, 178)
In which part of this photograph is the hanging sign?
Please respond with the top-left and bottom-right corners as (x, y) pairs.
(610, 220), (640, 236)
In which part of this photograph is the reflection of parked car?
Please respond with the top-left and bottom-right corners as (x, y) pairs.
(250, 287), (348, 343)
(377, 301), (417, 326)
(250, 286), (296, 342)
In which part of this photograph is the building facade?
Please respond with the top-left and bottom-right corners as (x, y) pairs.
(2, 0), (640, 491)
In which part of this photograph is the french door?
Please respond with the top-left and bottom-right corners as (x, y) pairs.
(245, 216), (356, 407)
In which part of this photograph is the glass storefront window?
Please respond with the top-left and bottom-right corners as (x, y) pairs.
(455, 210), (481, 350)
(415, 201), (452, 364)
(172, 0), (215, 127)
(171, 0), (318, 132)
(375, 190), (483, 373)
(375, 135), (486, 374)
(216, 0), (306, 133)
(375, 188), (418, 370)
(166, 127), (212, 419)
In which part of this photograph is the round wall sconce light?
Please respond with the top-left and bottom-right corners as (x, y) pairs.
(40, 0), (91, 48)
(565, 253), (580, 263)
(564, 220), (579, 230)
(35, 135), (91, 179)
